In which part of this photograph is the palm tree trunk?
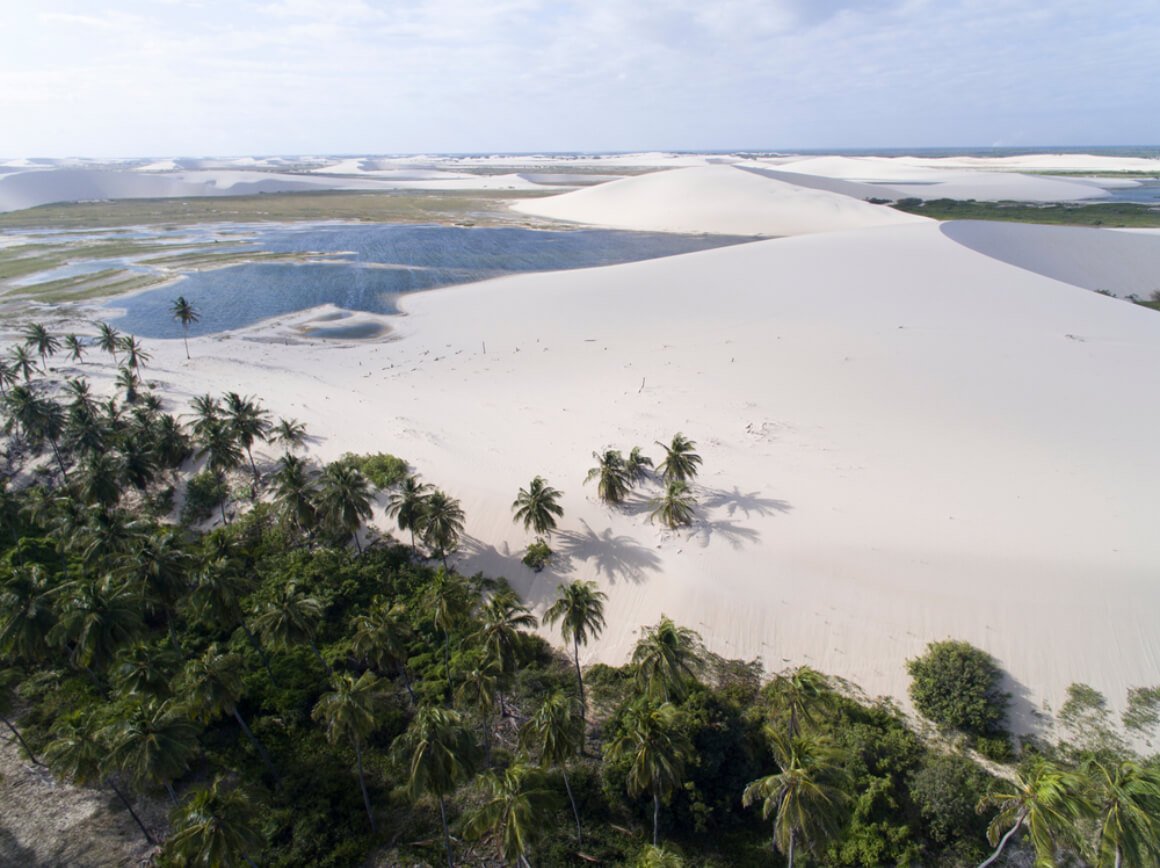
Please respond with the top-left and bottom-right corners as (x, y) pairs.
(653, 791), (660, 847)
(443, 631), (452, 693)
(352, 531), (362, 554)
(438, 794), (454, 868)
(106, 776), (156, 845)
(977, 813), (1026, 868)
(219, 498), (229, 525)
(232, 707), (277, 779)
(309, 640), (332, 675)
(354, 738), (374, 831)
(562, 766), (582, 844)
(1, 715), (40, 765)
(246, 446), (259, 481)
(165, 780), (178, 805)
(788, 829), (795, 867)
(573, 637), (586, 751)
(242, 623), (277, 683)
(48, 436), (68, 482)
(1115, 846), (1123, 868)
(182, 329), (190, 361)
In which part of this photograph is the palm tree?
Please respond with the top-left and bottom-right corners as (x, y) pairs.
(49, 576), (144, 673)
(8, 344), (37, 382)
(76, 452), (124, 509)
(477, 591), (537, 677)
(387, 475), (433, 550)
(393, 705), (478, 868)
(426, 568), (475, 690)
(313, 671), (385, 830)
(632, 616), (703, 703)
(0, 359), (16, 396)
(626, 446), (654, 485)
(63, 334), (86, 363)
(420, 490), (465, 569)
(351, 599), (415, 701)
(268, 417), (307, 450)
(585, 449), (631, 505)
(742, 732), (851, 865)
(181, 645), (277, 778)
(118, 335), (151, 374)
(188, 393), (221, 441)
(252, 582), (329, 673)
(113, 641), (182, 697)
(105, 697), (200, 804)
(521, 690), (585, 844)
(767, 666), (836, 738)
(223, 392), (270, 480)
(121, 529), (190, 648)
(648, 481), (697, 530)
(1082, 756), (1160, 868)
(977, 757), (1090, 868)
(512, 475), (564, 537)
(0, 563), (57, 665)
(271, 453), (318, 537)
(171, 295), (200, 360)
(121, 436), (160, 491)
(44, 715), (156, 845)
(3, 386), (68, 478)
(23, 322), (60, 369)
(465, 764), (559, 867)
(606, 701), (691, 847)
(453, 657), (501, 763)
(655, 433), (702, 485)
(186, 561), (272, 678)
(166, 776), (263, 867)
(154, 413), (193, 473)
(96, 322), (121, 363)
(0, 676), (41, 765)
(317, 460), (374, 552)
(115, 364), (140, 404)
(543, 580), (606, 732)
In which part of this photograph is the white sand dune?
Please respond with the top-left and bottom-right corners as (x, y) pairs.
(511, 165), (929, 236)
(942, 221), (1160, 298)
(776, 155), (1124, 202)
(25, 216), (1157, 736)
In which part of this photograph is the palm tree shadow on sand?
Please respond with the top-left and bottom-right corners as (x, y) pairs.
(554, 519), (662, 585)
(698, 486), (792, 519)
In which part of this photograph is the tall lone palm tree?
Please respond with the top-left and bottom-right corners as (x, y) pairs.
(1081, 756), (1160, 868)
(511, 475), (564, 537)
(648, 481), (697, 530)
(171, 296), (200, 360)
(656, 433), (702, 485)
(313, 671), (385, 830)
(23, 323), (60, 370)
(626, 446), (654, 485)
(543, 580), (607, 736)
(632, 616), (704, 703)
(63, 334), (86, 364)
(521, 690), (585, 844)
(118, 335), (151, 375)
(96, 322), (121, 364)
(742, 732), (851, 865)
(317, 460), (374, 552)
(464, 764), (559, 868)
(420, 490), (465, 569)
(606, 700), (691, 848)
(166, 777), (264, 867)
(393, 705), (477, 868)
(976, 757), (1090, 868)
(585, 449), (631, 505)
(268, 416), (307, 451)
(223, 392), (270, 481)
(387, 475), (433, 550)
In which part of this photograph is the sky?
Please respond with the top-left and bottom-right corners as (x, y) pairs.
(2, 0), (1159, 157)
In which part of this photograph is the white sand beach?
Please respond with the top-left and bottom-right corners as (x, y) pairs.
(5, 154), (1160, 736)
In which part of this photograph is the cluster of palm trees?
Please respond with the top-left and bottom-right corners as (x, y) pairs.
(586, 434), (702, 529)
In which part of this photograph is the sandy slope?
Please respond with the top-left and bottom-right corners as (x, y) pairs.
(20, 217), (1158, 737)
(511, 165), (929, 236)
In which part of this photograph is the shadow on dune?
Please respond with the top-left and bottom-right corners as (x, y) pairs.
(688, 518), (762, 550)
(698, 486), (792, 519)
(1001, 669), (1052, 745)
(555, 519), (661, 585)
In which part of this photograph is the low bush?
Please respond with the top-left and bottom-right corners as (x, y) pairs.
(522, 538), (553, 571)
(338, 452), (408, 489)
(907, 640), (1008, 736)
(182, 470), (227, 525)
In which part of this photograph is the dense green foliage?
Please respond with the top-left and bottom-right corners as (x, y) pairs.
(907, 640), (1009, 737)
(337, 452), (409, 490)
(891, 197), (1160, 228)
(1, 324), (1157, 866)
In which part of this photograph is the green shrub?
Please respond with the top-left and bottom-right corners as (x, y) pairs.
(908, 752), (991, 852)
(906, 640), (1008, 736)
(974, 735), (1013, 763)
(182, 471), (227, 525)
(337, 452), (408, 489)
(522, 538), (553, 571)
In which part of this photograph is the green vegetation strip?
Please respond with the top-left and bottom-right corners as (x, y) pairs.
(892, 197), (1160, 227)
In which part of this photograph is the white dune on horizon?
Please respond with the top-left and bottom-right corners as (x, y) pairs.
(511, 164), (930, 236)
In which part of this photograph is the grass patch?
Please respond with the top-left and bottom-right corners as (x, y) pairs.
(0, 189), (559, 230)
(891, 198), (1160, 227)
